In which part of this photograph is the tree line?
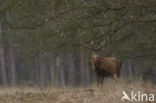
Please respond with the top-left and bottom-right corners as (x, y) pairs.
(0, 0), (156, 87)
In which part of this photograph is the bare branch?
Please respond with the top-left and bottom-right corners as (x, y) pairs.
(78, 29), (94, 51)
(94, 34), (109, 51)
(6, 7), (77, 30)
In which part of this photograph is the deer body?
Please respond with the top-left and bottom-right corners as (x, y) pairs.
(92, 55), (121, 76)
(92, 52), (121, 84)
(78, 30), (121, 85)
(92, 54), (121, 84)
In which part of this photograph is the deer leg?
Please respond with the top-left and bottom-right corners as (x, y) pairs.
(96, 71), (101, 86)
(101, 75), (104, 85)
(97, 75), (104, 86)
(112, 74), (117, 79)
(117, 71), (120, 78)
(106, 73), (113, 79)
(96, 75), (100, 86)
(103, 71), (111, 79)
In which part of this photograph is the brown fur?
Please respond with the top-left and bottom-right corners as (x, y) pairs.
(92, 55), (121, 85)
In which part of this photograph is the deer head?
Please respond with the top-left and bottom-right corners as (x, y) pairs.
(78, 29), (109, 71)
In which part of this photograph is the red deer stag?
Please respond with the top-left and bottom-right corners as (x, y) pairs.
(79, 33), (121, 85)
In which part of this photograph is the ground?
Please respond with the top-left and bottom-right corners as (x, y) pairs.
(0, 79), (155, 103)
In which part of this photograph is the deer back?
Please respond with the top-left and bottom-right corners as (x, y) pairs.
(95, 57), (119, 74)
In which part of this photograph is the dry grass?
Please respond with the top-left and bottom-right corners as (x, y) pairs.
(0, 79), (155, 103)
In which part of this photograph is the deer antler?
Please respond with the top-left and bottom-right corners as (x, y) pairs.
(78, 29), (109, 51)
(78, 29), (94, 51)
(94, 35), (109, 51)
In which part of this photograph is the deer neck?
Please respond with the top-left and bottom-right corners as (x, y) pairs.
(91, 53), (99, 71)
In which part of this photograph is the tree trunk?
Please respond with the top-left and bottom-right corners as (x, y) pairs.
(80, 47), (86, 85)
(6, 12), (16, 86)
(85, 53), (90, 86)
(8, 36), (16, 86)
(55, 56), (59, 86)
(50, 58), (56, 86)
(121, 60), (127, 78)
(39, 55), (46, 87)
(34, 56), (40, 85)
(127, 59), (132, 77)
(0, 21), (8, 86)
(56, 56), (65, 88)
(67, 53), (75, 87)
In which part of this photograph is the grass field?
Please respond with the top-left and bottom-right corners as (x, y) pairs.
(0, 79), (155, 103)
